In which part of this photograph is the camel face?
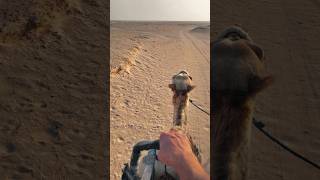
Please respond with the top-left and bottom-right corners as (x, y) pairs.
(168, 70), (195, 95)
(212, 27), (273, 98)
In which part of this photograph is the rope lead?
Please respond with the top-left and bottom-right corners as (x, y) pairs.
(189, 98), (320, 171)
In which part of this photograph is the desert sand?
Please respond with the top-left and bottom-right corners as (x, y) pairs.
(212, 0), (320, 179)
(0, 0), (107, 179)
(110, 21), (210, 179)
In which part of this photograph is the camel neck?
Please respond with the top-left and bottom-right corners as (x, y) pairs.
(212, 97), (254, 180)
(173, 94), (189, 127)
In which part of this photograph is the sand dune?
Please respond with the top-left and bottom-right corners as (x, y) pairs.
(110, 26), (143, 75)
(190, 25), (210, 34)
(0, 0), (107, 179)
(110, 22), (210, 179)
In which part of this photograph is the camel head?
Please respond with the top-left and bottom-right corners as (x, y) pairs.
(168, 70), (195, 96)
(212, 26), (273, 107)
(212, 27), (274, 180)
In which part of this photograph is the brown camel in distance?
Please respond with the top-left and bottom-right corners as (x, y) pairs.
(212, 26), (273, 180)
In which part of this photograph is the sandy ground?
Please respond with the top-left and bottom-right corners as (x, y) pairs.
(0, 0), (107, 179)
(212, 0), (320, 179)
(110, 22), (210, 179)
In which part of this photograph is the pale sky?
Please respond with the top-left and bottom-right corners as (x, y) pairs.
(111, 0), (210, 21)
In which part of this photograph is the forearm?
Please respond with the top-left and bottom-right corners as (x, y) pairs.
(175, 154), (209, 180)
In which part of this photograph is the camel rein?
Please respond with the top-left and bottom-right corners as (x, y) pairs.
(188, 98), (320, 171)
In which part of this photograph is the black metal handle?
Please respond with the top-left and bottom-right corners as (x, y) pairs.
(122, 140), (160, 180)
(130, 140), (160, 168)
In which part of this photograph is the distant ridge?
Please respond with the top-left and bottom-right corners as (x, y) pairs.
(190, 25), (210, 33)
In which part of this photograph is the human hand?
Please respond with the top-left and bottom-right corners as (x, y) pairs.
(158, 129), (209, 180)
(158, 129), (194, 169)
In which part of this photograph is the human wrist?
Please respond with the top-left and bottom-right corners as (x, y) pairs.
(175, 152), (204, 180)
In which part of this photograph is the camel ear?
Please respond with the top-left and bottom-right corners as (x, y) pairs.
(168, 84), (176, 91)
(248, 43), (264, 60)
(187, 85), (196, 92)
(249, 76), (273, 95)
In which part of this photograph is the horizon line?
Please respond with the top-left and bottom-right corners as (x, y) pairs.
(111, 20), (210, 22)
